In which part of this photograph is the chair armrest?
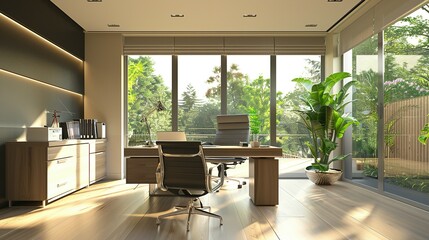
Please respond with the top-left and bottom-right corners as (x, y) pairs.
(207, 163), (224, 192)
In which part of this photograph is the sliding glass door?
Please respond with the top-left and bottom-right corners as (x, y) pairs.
(344, 5), (429, 207)
(383, 9), (429, 203)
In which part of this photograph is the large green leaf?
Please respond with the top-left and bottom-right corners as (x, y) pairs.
(327, 154), (351, 165)
(310, 163), (330, 172)
(292, 78), (313, 91)
(332, 111), (359, 139)
(305, 142), (318, 160)
(334, 80), (356, 111)
(323, 72), (351, 94)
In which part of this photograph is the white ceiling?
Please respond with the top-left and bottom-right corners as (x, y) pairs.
(51, 0), (364, 33)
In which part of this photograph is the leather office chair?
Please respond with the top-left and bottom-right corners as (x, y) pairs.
(206, 114), (250, 188)
(156, 141), (224, 231)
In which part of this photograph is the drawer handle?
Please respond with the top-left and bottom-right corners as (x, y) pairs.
(57, 159), (67, 164)
(57, 181), (67, 188)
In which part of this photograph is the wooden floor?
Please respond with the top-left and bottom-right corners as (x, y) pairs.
(0, 179), (428, 240)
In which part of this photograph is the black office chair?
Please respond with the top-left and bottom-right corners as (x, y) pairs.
(156, 141), (224, 231)
(206, 114), (249, 188)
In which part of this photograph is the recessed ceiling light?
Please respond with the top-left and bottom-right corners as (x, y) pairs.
(107, 24), (120, 28)
(171, 14), (185, 18)
(243, 14), (257, 18)
(305, 24), (318, 28)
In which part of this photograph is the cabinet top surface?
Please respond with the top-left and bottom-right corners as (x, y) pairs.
(7, 139), (106, 147)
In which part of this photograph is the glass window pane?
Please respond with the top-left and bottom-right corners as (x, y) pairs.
(177, 55), (221, 142)
(127, 55), (172, 146)
(227, 55), (270, 144)
(349, 35), (379, 188)
(277, 55), (321, 178)
(383, 8), (429, 205)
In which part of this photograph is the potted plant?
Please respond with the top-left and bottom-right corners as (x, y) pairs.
(249, 108), (261, 148)
(292, 72), (359, 185)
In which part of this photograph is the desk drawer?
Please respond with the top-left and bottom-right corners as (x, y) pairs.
(126, 157), (158, 183)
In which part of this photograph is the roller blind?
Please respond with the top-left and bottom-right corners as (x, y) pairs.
(224, 37), (275, 54)
(340, 0), (426, 54)
(123, 37), (174, 54)
(275, 37), (326, 54)
(123, 36), (326, 55)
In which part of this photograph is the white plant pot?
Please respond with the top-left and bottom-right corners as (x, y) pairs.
(305, 168), (342, 185)
(250, 141), (260, 148)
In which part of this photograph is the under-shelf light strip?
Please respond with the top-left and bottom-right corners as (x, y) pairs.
(0, 13), (83, 63)
(0, 68), (83, 97)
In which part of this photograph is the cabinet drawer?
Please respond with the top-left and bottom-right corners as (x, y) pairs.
(89, 141), (106, 153)
(95, 141), (106, 152)
(48, 145), (76, 161)
(47, 157), (76, 199)
(90, 152), (106, 183)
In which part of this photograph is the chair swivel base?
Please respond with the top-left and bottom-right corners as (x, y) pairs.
(156, 198), (223, 231)
(224, 177), (246, 189)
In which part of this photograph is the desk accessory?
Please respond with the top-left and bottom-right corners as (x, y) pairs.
(141, 101), (165, 147)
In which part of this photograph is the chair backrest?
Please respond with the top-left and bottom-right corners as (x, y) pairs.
(157, 141), (208, 192)
(156, 131), (187, 141)
(213, 114), (250, 146)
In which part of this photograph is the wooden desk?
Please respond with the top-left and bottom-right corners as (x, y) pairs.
(124, 146), (282, 206)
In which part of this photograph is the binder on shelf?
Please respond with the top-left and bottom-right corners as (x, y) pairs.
(62, 119), (104, 139)
(59, 122), (68, 139)
(97, 122), (106, 139)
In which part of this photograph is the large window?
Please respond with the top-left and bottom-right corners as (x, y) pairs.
(177, 55), (220, 142)
(127, 55), (172, 146)
(227, 55), (270, 144)
(276, 55), (321, 177)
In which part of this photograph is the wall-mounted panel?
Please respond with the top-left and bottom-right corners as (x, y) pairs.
(0, 14), (83, 93)
(0, 0), (84, 59)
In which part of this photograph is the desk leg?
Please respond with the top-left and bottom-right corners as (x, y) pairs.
(249, 157), (279, 206)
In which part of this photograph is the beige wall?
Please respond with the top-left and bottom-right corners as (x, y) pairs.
(85, 33), (124, 179)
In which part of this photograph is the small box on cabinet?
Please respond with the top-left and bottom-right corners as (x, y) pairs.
(26, 127), (62, 141)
